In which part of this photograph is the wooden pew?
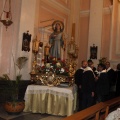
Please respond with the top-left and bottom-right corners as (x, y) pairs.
(62, 102), (106, 120)
(103, 96), (120, 118)
(62, 96), (120, 120)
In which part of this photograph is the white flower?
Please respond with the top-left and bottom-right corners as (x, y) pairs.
(60, 68), (65, 73)
(46, 63), (51, 68)
(56, 62), (61, 68)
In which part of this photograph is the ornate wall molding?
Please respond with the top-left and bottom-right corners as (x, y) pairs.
(55, 0), (70, 9)
(41, 6), (66, 20)
(80, 6), (112, 17)
(103, 6), (113, 14)
(41, 0), (70, 15)
(80, 10), (90, 17)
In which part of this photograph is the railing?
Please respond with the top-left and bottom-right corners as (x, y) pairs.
(62, 96), (120, 120)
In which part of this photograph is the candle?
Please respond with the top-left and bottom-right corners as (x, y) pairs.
(69, 43), (75, 54)
(44, 45), (50, 55)
(35, 41), (39, 51)
(32, 38), (39, 52)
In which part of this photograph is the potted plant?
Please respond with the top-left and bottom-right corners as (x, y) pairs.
(0, 56), (28, 114)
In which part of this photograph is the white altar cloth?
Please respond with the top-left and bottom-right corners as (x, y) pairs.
(24, 84), (77, 116)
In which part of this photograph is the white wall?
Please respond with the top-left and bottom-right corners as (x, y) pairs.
(16, 0), (37, 80)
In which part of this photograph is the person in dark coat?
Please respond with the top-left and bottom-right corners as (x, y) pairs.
(75, 60), (88, 88)
(88, 59), (96, 73)
(96, 63), (109, 102)
(81, 67), (95, 110)
(88, 59), (99, 77)
(115, 63), (120, 97)
(105, 61), (115, 93)
(74, 60), (88, 111)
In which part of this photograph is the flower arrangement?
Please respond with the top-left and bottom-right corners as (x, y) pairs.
(99, 57), (107, 65)
(38, 57), (69, 76)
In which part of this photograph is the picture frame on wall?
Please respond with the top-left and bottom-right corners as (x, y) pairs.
(90, 44), (97, 59)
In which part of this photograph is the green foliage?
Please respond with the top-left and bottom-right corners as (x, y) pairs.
(99, 57), (107, 65)
(0, 57), (28, 102)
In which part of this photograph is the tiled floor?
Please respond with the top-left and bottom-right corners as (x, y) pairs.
(0, 105), (65, 120)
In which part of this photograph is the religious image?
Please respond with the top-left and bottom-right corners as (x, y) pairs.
(22, 31), (31, 52)
(90, 44), (97, 59)
(49, 20), (65, 59)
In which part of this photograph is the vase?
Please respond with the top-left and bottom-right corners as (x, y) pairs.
(4, 100), (25, 115)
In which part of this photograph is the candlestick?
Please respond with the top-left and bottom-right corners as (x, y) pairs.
(44, 44), (50, 56)
(31, 37), (40, 74)
(32, 37), (40, 52)
(71, 23), (75, 39)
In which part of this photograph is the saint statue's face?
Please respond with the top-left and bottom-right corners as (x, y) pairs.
(55, 23), (61, 31)
(52, 20), (64, 32)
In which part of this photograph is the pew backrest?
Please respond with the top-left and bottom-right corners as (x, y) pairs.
(62, 102), (105, 120)
(104, 96), (120, 118)
(62, 96), (120, 120)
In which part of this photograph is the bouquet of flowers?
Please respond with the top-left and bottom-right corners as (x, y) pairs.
(99, 57), (107, 65)
(38, 57), (69, 76)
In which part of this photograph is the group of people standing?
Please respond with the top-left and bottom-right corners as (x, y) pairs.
(75, 60), (120, 111)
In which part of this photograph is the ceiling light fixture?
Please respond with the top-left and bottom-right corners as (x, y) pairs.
(0, 0), (13, 30)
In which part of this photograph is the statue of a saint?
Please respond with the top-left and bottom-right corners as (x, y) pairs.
(49, 20), (65, 59)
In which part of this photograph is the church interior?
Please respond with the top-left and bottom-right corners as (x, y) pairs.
(0, 0), (120, 120)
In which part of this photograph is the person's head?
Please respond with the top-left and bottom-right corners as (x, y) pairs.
(117, 63), (120, 70)
(81, 60), (88, 69)
(105, 61), (110, 69)
(55, 23), (61, 32)
(87, 59), (93, 67)
(97, 63), (106, 72)
(88, 59), (96, 70)
(90, 63), (94, 70)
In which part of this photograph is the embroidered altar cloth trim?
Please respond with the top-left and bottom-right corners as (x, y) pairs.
(24, 85), (77, 101)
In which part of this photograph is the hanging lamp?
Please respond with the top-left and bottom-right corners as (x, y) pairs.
(0, 0), (13, 30)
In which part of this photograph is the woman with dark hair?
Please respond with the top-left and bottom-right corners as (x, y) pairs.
(115, 63), (120, 97)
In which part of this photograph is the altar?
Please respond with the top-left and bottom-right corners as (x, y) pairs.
(25, 21), (78, 116)
(24, 84), (77, 116)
